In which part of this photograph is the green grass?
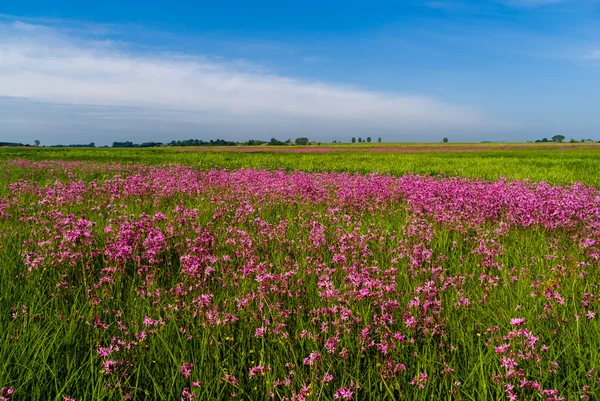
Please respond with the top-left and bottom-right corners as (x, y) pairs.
(2, 142), (600, 186)
(0, 145), (599, 400)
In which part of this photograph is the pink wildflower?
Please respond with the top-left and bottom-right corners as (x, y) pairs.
(334, 387), (353, 400)
(180, 362), (194, 378)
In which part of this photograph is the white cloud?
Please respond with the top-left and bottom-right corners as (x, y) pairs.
(0, 19), (486, 142)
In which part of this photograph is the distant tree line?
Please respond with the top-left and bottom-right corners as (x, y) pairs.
(534, 135), (598, 143)
(168, 139), (238, 147)
(570, 139), (597, 143)
(351, 137), (380, 143)
(534, 135), (566, 143)
(0, 142), (29, 147)
(0, 137), (375, 148)
(111, 138), (316, 147)
(268, 138), (289, 146)
(50, 143), (96, 148)
(112, 141), (163, 148)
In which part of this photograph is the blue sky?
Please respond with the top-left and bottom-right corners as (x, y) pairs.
(1, 0), (600, 145)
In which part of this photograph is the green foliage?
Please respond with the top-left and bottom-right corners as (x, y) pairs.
(0, 142), (29, 147)
(269, 138), (287, 146)
(51, 143), (96, 148)
(170, 139), (237, 147)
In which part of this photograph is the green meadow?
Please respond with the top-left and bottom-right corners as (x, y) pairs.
(2, 142), (600, 186)
(0, 143), (599, 400)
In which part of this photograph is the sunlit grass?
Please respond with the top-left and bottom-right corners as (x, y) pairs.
(0, 153), (599, 400)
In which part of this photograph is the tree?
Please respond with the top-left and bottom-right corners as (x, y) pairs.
(366, 137), (371, 143)
(34, 140), (40, 147)
(552, 135), (565, 143)
(351, 137), (356, 143)
(442, 137), (449, 143)
(295, 137), (309, 145)
(377, 137), (382, 143)
(358, 137), (363, 143)
(113, 141), (135, 148)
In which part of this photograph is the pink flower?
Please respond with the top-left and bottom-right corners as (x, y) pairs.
(510, 318), (525, 326)
(410, 372), (429, 389)
(180, 362), (194, 378)
(334, 387), (354, 399)
(181, 387), (194, 400)
(325, 337), (340, 354)
(495, 344), (510, 354)
(249, 364), (270, 378)
(303, 351), (321, 367)
(224, 374), (239, 385)
(0, 388), (14, 400)
(97, 345), (113, 357)
(254, 327), (268, 338)
(321, 372), (334, 383)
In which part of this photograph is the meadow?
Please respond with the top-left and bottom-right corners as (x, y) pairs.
(1, 144), (599, 400)
(3, 142), (600, 186)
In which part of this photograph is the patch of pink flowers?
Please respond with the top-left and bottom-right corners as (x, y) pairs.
(1, 159), (599, 399)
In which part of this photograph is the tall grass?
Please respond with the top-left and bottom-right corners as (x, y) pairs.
(0, 158), (598, 400)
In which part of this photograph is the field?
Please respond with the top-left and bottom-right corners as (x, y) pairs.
(3, 142), (600, 186)
(1, 144), (599, 400)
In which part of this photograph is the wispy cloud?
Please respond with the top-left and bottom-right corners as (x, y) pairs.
(423, 1), (481, 12)
(0, 18), (485, 143)
(423, 0), (568, 12)
(583, 49), (600, 60)
(556, 46), (600, 62)
(501, 0), (568, 7)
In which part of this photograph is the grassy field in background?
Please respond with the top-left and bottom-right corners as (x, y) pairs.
(2, 142), (600, 186)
